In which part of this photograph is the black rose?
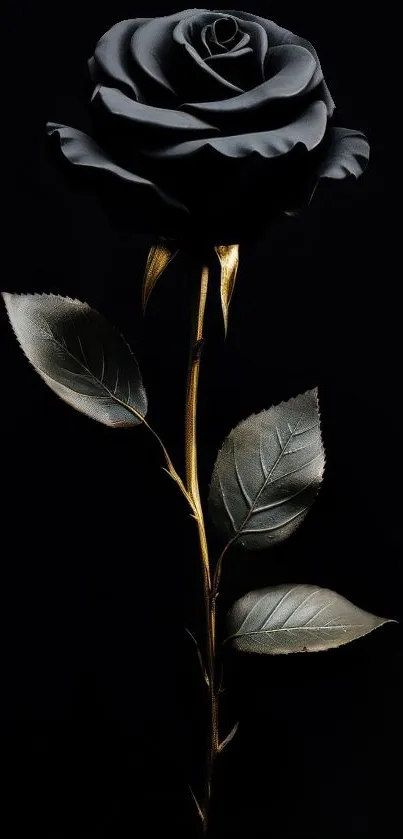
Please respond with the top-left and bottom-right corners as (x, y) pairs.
(47, 8), (369, 241)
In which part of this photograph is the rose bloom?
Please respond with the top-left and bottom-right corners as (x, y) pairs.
(47, 8), (369, 241)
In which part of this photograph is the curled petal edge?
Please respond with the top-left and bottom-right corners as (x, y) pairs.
(318, 127), (370, 180)
(46, 122), (189, 214)
(146, 101), (328, 161)
(284, 127), (370, 217)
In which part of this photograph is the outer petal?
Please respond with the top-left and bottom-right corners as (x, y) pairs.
(283, 127), (370, 217)
(93, 85), (218, 141)
(146, 101), (327, 161)
(318, 127), (370, 179)
(89, 19), (149, 101)
(225, 9), (335, 115)
(46, 122), (188, 213)
(181, 45), (317, 118)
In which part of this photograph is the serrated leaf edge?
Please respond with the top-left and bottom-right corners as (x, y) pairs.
(208, 387), (325, 544)
(2, 291), (147, 426)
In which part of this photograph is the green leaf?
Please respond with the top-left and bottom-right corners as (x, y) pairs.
(2, 293), (147, 427)
(226, 584), (395, 654)
(208, 388), (324, 549)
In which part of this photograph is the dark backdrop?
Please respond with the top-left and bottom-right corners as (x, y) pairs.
(1, 2), (401, 837)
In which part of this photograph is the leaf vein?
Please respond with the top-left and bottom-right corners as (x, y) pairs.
(241, 507), (309, 535)
(218, 468), (236, 532)
(232, 624), (370, 638)
(259, 586), (302, 630)
(280, 589), (322, 627)
(252, 477), (317, 515)
(232, 436), (252, 508)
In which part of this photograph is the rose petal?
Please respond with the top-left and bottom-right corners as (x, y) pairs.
(130, 10), (269, 103)
(46, 122), (188, 213)
(210, 15), (239, 49)
(93, 85), (218, 142)
(242, 21), (269, 79)
(203, 16), (270, 90)
(231, 17), (268, 77)
(206, 45), (253, 62)
(146, 100), (327, 161)
(90, 19), (149, 101)
(318, 127), (370, 179)
(283, 127), (370, 216)
(181, 45), (316, 119)
(130, 9), (205, 100)
(205, 30), (251, 55)
(173, 13), (244, 96)
(226, 9), (335, 115)
(183, 13), (269, 74)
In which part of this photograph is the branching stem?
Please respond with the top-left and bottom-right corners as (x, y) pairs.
(141, 417), (195, 512)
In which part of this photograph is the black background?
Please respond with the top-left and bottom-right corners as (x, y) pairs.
(1, 2), (401, 837)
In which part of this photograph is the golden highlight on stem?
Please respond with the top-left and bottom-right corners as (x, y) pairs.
(184, 263), (220, 830)
(185, 264), (211, 590)
(214, 244), (239, 336)
(142, 241), (178, 313)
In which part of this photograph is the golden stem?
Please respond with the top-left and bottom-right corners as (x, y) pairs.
(185, 264), (211, 591)
(184, 263), (218, 831)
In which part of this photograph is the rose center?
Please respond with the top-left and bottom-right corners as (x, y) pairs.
(211, 16), (239, 48)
